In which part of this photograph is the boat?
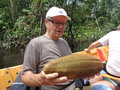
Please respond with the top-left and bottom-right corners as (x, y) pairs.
(0, 65), (22, 90)
(0, 45), (120, 90)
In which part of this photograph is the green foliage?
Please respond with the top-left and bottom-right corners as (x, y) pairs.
(0, 11), (11, 41)
(3, 14), (41, 50)
(0, 0), (120, 52)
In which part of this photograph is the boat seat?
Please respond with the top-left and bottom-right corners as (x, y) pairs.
(8, 65), (23, 82)
(96, 46), (120, 81)
(0, 68), (14, 90)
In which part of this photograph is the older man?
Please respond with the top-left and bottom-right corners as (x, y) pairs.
(10, 6), (93, 90)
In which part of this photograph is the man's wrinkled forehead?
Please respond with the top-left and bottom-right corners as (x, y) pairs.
(51, 15), (67, 20)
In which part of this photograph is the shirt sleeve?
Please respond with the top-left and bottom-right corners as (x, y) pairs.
(22, 40), (40, 74)
(98, 32), (112, 46)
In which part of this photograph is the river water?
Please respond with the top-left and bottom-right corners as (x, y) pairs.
(0, 50), (24, 69)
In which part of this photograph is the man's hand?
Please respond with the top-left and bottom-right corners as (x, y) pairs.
(84, 48), (91, 53)
(35, 71), (68, 85)
(21, 71), (68, 87)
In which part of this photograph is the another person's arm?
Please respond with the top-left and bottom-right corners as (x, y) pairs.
(21, 71), (68, 87)
(87, 31), (112, 52)
(86, 41), (102, 51)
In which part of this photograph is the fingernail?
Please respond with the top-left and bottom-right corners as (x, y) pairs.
(61, 76), (67, 80)
(54, 73), (58, 76)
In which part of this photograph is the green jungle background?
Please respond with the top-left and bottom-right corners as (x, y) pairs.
(0, 0), (120, 52)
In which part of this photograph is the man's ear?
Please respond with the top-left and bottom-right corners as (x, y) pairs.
(44, 19), (49, 27)
(44, 19), (49, 23)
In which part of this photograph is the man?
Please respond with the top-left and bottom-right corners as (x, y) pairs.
(10, 6), (92, 90)
(21, 6), (75, 90)
(86, 25), (120, 90)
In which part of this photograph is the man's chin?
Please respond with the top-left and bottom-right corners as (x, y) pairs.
(55, 34), (63, 37)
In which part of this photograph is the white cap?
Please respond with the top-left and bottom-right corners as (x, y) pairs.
(46, 7), (71, 20)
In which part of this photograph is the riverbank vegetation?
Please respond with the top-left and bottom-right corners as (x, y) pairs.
(0, 0), (120, 52)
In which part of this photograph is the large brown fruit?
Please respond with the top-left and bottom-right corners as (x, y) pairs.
(43, 53), (103, 79)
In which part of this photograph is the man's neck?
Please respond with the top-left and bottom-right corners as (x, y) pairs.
(44, 33), (59, 40)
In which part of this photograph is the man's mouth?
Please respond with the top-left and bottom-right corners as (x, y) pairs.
(57, 31), (62, 33)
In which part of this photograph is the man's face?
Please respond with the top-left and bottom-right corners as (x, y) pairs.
(45, 16), (67, 40)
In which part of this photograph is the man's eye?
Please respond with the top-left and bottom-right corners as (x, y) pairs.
(55, 22), (60, 25)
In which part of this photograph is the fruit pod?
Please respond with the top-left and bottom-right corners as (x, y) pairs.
(43, 54), (103, 79)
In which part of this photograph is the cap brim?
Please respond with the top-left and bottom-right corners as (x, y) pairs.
(66, 16), (71, 21)
(46, 15), (71, 21)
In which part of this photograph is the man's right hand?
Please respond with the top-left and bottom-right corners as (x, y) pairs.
(21, 71), (68, 87)
(36, 71), (68, 85)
